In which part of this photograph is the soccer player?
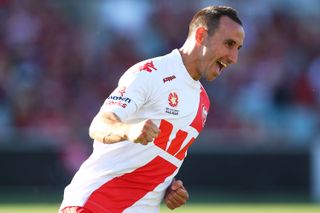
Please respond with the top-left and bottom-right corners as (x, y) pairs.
(59, 5), (244, 213)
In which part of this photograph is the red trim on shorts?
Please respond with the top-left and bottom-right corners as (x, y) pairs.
(60, 206), (93, 213)
(84, 156), (177, 213)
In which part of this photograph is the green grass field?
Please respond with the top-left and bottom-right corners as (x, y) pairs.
(1, 189), (320, 213)
(0, 203), (320, 213)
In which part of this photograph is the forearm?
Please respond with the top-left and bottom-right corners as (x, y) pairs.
(89, 112), (129, 144)
(89, 111), (160, 145)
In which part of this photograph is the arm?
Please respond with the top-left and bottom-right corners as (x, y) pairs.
(164, 179), (189, 210)
(89, 111), (160, 145)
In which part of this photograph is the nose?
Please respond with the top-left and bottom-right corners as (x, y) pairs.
(228, 49), (238, 64)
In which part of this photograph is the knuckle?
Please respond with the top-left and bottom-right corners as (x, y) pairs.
(167, 205), (174, 210)
(144, 119), (151, 126)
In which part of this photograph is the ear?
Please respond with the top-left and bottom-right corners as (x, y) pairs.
(195, 27), (207, 45)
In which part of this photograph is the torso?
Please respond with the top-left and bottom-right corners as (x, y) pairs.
(60, 49), (210, 213)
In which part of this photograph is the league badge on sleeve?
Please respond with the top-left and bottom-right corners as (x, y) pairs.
(105, 86), (132, 109)
(118, 86), (126, 97)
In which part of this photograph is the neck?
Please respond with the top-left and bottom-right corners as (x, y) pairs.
(178, 43), (201, 81)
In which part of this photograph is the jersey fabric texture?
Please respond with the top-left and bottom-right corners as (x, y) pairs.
(60, 206), (93, 213)
(60, 49), (210, 213)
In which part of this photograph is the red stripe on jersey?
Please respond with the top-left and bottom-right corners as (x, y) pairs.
(174, 137), (195, 160)
(153, 119), (173, 150)
(166, 130), (188, 156)
(190, 85), (210, 133)
(84, 156), (177, 213)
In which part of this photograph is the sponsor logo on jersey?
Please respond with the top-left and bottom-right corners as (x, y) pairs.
(107, 95), (131, 103)
(168, 92), (178, 107)
(139, 61), (157, 72)
(165, 107), (179, 115)
(118, 86), (126, 97)
(163, 75), (176, 83)
(202, 105), (208, 127)
(105, 93), (131, 108)
(106, 100), (128, 108)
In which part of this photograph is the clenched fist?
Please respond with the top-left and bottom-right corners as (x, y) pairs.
(127, 119), (160, 145)
(164, 179), (189, 210)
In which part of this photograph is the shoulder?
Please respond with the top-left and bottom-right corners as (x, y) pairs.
(120, 50), (177, 85)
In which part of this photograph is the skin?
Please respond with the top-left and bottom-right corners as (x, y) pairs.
(179, 16), (245, 81)
(89, 15), (245, 210)
(89, 111), (160, 145)
(164, 179), (189, 210)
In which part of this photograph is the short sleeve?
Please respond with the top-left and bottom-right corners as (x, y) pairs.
(99, 66), (154, 121)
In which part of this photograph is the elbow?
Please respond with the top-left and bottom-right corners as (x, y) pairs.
(88, 125), (94, 140)
(88, 119), (97, 140)
(88, 117), (106, 143)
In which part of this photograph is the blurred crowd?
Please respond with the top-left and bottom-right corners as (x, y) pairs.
(0, 0), (319, 169)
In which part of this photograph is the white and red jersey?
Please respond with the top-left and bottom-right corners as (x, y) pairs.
(60, 49), (210, 213)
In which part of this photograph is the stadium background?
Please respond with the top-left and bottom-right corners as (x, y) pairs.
(0, 0), (319, 211)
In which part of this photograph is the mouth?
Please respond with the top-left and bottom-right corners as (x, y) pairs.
(216, 61), (227, 71)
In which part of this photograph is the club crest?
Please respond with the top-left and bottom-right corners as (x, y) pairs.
(168, 92), (178, 107)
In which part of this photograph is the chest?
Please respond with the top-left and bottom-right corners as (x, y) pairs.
(141, 82), (210, 133)
(150, 82), (198, 116)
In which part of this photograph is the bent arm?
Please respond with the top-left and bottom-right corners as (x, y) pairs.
(89, 111), (129, 144)
(89, 111), (160, 145)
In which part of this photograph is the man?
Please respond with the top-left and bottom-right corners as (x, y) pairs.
(60, 5), (244, 213)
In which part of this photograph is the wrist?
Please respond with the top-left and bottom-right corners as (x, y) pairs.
(121, 123), (130, 141)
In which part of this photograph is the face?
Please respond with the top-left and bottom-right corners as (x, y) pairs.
(197, 16), (245, 81)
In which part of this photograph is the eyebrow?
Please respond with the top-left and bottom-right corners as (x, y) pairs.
(226, 39), (243, 50)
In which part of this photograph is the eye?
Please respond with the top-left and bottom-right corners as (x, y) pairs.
(225, 40), (236, 49)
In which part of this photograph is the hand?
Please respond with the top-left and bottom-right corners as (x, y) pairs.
(127, 119), (160, 145)
(164, 179), (189, 210)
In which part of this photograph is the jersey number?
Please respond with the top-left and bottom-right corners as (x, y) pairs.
(153, 119), (195, 160)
